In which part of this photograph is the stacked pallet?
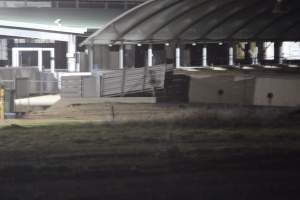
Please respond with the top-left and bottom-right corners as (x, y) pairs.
(61, 76), (83, 98)
(61, 64), (174, 98)
(101, 65), (169, 97)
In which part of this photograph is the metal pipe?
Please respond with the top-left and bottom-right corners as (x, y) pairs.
(176, 46), (181, 68)
(148, 44), (153, 67)
(229, 46), (234, 66)
(202, 45), (207, 67)
(119, 44), (124, 69)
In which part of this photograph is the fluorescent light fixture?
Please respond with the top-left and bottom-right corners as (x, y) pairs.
(211, 67), (227, 71)
(218, 42), (223, 46)
(263, 65), (280, 69)
(165, 43), (170, 46)
(137, 43), (142, 47)
(192, 42), (197, 46)
(242, 66), (254, 70)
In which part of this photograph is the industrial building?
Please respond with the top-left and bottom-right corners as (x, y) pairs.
(78, 0), (300, 107)
(1, 0), (300, 108)
(0, 0), (145, 73)
(81, 0), (300, 69)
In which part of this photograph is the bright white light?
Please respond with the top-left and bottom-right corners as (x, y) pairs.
(263, 65), (280, 69)
(192, 42), (197, 46)
(242, 66), (254, 70)
(108, 44), (113, 47)
(218, 42), (223, 46)
(165, 43), (170, 46)
(211, 67), (227, 71)
(137, 43), (142, 47)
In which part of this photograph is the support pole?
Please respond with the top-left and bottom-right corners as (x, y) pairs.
(229, 45), (234, 66)
(0, 88), (4, 120)
(148, 44), (153, 67)
(50, 50), (55, 73)
(202, 45), (207, 67)
(275, 41), (283, 64)
(176, 45), (181, 68)
(279, 42), (284, 65)
(119, 44), (124, 69)
(67, 35), (77, 72)
(88, 44), (94, 72)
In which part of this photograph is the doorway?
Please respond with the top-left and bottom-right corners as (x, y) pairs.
(12, 47), (55, 72)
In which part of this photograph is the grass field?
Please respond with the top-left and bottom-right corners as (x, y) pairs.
(0, 111), (300, 199)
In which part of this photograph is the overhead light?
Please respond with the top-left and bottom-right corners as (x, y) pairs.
(108, 44), (113, 47)
(137, 43), (142, 47)
(218, 42), (223, 46)
(165, 42), (170, 46)
(192, 42), (197, 46)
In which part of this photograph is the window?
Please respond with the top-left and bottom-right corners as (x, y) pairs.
(282, 42), (300, 60)
(19, 51), (38, 67)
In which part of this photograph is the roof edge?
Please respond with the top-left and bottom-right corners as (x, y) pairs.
(0, 19), (87, 34)
(80, 0), (156, 46)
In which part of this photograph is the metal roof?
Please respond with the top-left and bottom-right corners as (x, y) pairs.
(0, 8), (124, 33)
(82, 0), (300, 45)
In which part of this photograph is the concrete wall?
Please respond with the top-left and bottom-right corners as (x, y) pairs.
(94, 45), (119, 70)
(189, 74), (256, 105)
(254, 77), (300, 107)
(188, 73), (300, 107)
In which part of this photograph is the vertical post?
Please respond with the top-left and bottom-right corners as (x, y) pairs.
(88, 43), (94, 72)
(119, 44), (124, 69)
(75, 52), (80, 72)
(0, 88), (4, 120)
(50, 49), (55, 73)
(148, 44), (153, 67)
(121, 68), (126, 97)
(262, 42), (268, 60)
(258, 41), (267, 64)
(279, 42), (284, 65)
(229, 45), (234, 66)
(38, 49), (43, 72)
(202, 44), (207, 67)
(275, 41), (283, 64)
(12, 48), (18, 67)
(67, 35), (77, 72)
(176, 45), (181, 68)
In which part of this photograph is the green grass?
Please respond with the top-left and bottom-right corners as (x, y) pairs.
(0, 118), (300, 199)
(0, 119), (299, 172)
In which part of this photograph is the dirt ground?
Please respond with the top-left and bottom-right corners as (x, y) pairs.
(0, 104), (300, 199)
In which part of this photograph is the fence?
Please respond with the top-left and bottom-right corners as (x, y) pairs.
(61, 65), (174, 98)
(0, 79), (59, 99)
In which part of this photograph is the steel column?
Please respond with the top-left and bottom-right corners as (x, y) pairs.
(148, 44), (153, 67)
(119, 44), (124, 69)
(88, 44), (94, 72)
(202, 45), (207, 67)
(229, 46), (234, 66)
(176, 46), (181, 68)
